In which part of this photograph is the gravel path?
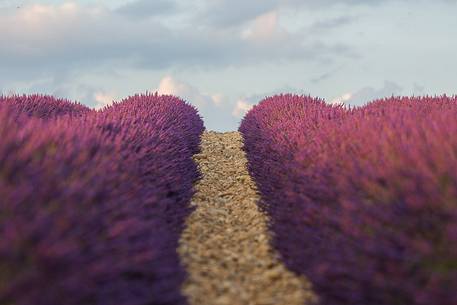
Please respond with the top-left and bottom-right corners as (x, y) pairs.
(178, 131), (316, 305)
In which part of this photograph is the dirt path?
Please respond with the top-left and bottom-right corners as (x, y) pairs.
(178, 131), (316, 305)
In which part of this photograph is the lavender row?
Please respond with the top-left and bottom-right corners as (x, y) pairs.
(1, 94), (92, 119)
(240, 94), (457, 305)
(0, 93), (204, 305)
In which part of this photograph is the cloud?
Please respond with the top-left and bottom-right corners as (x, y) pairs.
(311, 66), (344, 83)
(198, 0), (404, 28)
(308, 16), (357, 33)
(210, 94), (224, 106)
(332, 81), (403, 105)
(232, 99), (254, 117)
(241, 10), (286, 42)
(0, 2), (352, 73)
(329, 92), (353, 105)
(94, 92), (115, 110)
(231, 86), (308, 118)
(0, 3), (123, 68)
(199, 0), (375, 27)
(284, 0), (380, 8)
(116, 0), (177, 18)
(201, 0), (278, 27)
(156, 76), (222, 107)
(153, 76), (238, 131)
(311, 71), (333, 83)
(199, 0), (456, 30)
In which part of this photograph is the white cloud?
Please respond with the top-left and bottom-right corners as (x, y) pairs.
(94, 92), (115, 110)
(331, 81), (403, 106)
(199, 0), (409, 28)
(116, 0), (177, 18)
(0, 1), (351, 72)
(232, 99), (254, 117)
(241, 10), (289, 43)
(210, 94), (224, 106)
(156, 76), (223, 107)
(8, 2), (104, 35)
(329, 92), (352, 105)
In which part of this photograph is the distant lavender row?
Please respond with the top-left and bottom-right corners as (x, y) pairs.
(240, 94), (457, 305)
(0, 94), (204, 305)
(1, 94), (92, 119)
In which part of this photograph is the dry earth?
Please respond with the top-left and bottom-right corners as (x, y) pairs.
(178, 131), (317, 305)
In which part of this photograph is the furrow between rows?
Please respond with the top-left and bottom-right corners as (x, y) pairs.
(178, 131), (316, 305)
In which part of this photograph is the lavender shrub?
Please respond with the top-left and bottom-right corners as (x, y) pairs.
(0, 94), (92, 119)
(0, 93), (204, 305)
(240, 94), (457, 305)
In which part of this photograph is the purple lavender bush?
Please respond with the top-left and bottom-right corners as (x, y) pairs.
(0, 94), (91, 119)
(240, 94), (457, 305)
(0, 93), (204, 305)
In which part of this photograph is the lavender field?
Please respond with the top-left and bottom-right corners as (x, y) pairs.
(240, 94), (457, 305)
(2, 1), (456, 304)
(0, 94), (204, 305)
(1, 93), (456, 305)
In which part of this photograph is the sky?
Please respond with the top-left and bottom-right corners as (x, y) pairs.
(0, 0), (456, 130)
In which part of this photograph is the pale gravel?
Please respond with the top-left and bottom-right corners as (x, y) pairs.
(178, 131), (317, 305)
